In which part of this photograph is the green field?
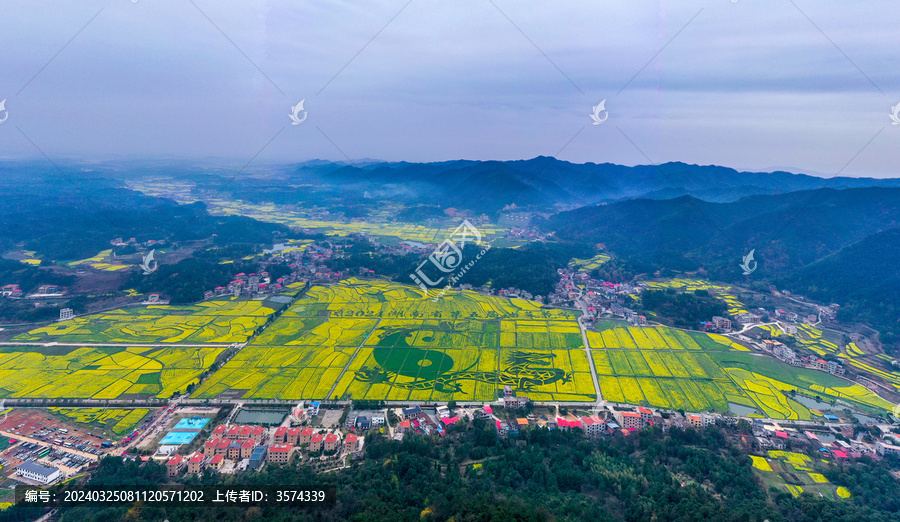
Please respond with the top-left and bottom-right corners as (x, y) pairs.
(194, 278), (597, 402)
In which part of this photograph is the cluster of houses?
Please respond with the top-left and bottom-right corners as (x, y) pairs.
(165, 424), (270, 476)
(163, 420), (365, 477)
(755, 339), (846, 375)
(748, 419), (900, 459)
(109, 237), (167, 249)
(206, 272), (286, 300)
(396, 405), (449, 437)
(489, 406), (733, 438)
(553, 270), (644, 322)
(0, 284), (65, 300)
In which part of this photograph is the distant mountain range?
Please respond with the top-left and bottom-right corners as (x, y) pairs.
(3, 157), (899, 350)
(277, 157), (900, 213)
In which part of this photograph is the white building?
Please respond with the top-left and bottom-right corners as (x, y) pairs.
(876, 441), (900, 457)
(59, 308), (74, 321)
(16, 462), (61, 484)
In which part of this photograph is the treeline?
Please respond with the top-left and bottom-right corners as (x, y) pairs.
(125, 258), (259, 304)
(332, 241), (593, 297)
(640, 289), (728, 328)
(16, 422), (899, 521)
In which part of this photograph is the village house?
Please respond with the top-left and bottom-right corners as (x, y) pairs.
(310, 433), (325, 452)
(165, 455), (184, 477)
(344, 433), (361, 453)
(616, 411), (643, 430)
(324, 433), (341, 452)
(187, 453), (205, 474)
(267, 444), (293, 464)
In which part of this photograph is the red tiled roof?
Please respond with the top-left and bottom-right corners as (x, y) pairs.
(216, 440), (231, 449)
(346, 434), (358, 442)
(189, 454), (204, 464)
(269, 444), (292, 453)
(638, 407), (652, 415)
(204, 438), (220, 448)
(441, 417), (459, 425)
(213, 425), (227, 434)
(301, 427), (314, 436)
(325, 434), (339, 443)
(241, 440), (255, 448)
(275, 427), (288, 436)
(287, 427), (301, 436)
(311, 434), (324, 442)
(775, 431), (788, 438)
(166, 455), (183, 466)
(251, 426), (265, 435)
(209, 455), (224, 465)
(483, 406), (493, 414)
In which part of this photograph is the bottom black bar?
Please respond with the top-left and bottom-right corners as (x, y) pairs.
(15, 485), (336, 507)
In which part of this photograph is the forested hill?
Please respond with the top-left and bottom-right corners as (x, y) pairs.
(282, 157), (900, 211)
(549, 187), (900, 275)
(74, 157), (900, 216)
(9, 423), (899, 522)
(548, 187), (900, 351)
(778, 226), (900, 347)
(0, 162), (293, 261)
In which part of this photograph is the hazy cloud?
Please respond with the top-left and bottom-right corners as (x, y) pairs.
(1, 0), (898, 177)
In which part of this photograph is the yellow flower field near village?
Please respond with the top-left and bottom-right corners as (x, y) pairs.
(0, 345), (226, 400)
(194, 278), (596, 402)
(13, 299), (280, 344)
(585, 322), (893, 419)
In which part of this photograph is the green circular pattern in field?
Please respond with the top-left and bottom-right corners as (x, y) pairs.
(373, 346), (454, 379)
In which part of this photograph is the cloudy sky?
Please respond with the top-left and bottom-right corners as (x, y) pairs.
(1, 0), (898, 177)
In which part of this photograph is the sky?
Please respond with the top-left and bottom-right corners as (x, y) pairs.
(1, 0), (899, 177)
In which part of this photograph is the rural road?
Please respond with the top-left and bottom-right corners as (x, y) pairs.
(575, 296), (603, 405)
(0, 342), (232, 348)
